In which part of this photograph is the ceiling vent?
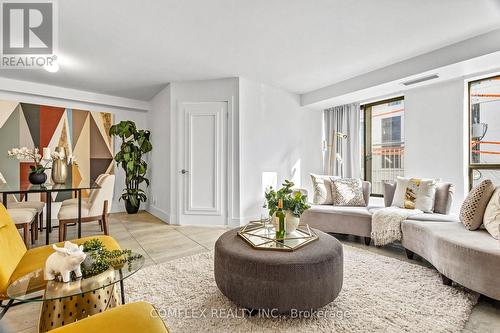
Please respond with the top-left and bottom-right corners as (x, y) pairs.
(402, 74), (439, 86)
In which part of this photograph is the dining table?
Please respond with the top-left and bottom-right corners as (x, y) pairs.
(0, 180), (101, 245)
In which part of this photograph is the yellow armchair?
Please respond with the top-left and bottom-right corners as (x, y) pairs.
(48, 302), (169, 333)
(0, 203), (121, 316)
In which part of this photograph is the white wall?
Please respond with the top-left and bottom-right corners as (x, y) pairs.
(0, 88), (150, 216)
(239, 78), (323, 222)
(142, 78), (242, 225)
(404, 79), (467, 213)
(148, 85), (171, 221)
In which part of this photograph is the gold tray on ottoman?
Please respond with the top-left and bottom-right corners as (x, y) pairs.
(238, 221), (319, 251)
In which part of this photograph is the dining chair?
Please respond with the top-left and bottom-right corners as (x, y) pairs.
(0, 172), (45, 232)
(60, 173), (107, 207)
(8, 208), (38, 247)
(57, 175), (115, 242)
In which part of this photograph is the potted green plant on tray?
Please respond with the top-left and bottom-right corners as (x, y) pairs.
(109, 121), (152, 214)
(264, 180), (310, 233)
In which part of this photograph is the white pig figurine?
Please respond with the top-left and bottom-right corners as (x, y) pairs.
(44, 241), (87, 283)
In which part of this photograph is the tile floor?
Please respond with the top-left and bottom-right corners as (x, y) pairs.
(2, 212), (499, 332)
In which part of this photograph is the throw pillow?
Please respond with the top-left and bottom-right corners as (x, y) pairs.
(392, 177), (410, 208)
(403, 178), (420, 209)
(310, 174), (336, 205)
(483, 187), (500, 239)
(459, 179), (495, 231)
(392, 177), (438, 212)
(330, 178), (365, 206)
(414, 179), (438, 212)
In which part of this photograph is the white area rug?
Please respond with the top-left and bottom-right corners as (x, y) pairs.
(126, 245), (478, 333)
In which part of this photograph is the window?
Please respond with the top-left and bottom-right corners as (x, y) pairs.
(469, 75), (500, 187)
(362, 97), (405, 195)
(382, 116), (401, 143)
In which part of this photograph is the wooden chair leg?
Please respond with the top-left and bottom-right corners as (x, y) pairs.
(23, 224), (29, 247)
(39, 211), (44, 231)
(34, 215), (39, 241)
(102, 214), (109, 236)
(63, 222), (68, 241)
(30, 221), (36, 244)
(102, 200), (109, 236)
(59, 221), (64, 242)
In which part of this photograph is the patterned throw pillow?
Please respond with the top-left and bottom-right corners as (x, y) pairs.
(393, 177), (438, 212)
(310, 174), (337, 205)
(460, 180), (495, 231)
(330, 178), (365, 206)
(403, 178), (420, 209)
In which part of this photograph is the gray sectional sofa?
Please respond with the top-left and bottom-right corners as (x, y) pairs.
(300, 181), (500, 301)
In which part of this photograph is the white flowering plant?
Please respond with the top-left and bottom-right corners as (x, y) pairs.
(8, 147), (51, 175)
(51, 151), (78, 166)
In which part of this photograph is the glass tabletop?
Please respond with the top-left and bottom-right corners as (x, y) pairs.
(6, 253), (144, 302)
(0, 179), (100, 193)
(238, 221), (319, 251)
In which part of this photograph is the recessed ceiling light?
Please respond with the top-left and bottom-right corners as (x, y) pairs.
(44, 62), (59, 73)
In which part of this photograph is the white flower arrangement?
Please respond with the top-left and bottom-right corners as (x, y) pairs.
(7, 147), (49, 174)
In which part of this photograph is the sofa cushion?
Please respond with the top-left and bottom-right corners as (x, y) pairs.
(405, 213), (459, 223)
(483, 187), (500, 239)
(307, 204), (371, 217)
(330, 178), (365, 206)
(434, 182), (454, 215)
(301, 205), (372, 237)
(384, 180), (454, 214)
(383, 182), (396, 207)
(310, 174), (336, 205)
(401, 220), (500, 300)
(459, 179), (495, 230)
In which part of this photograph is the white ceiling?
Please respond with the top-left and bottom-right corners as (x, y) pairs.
(1, 0), (500, 101)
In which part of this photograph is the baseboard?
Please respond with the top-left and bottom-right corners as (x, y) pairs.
(147, 205), (170, 223)
(229, 218), (241, 228)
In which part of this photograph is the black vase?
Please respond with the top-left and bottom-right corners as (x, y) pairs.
(28, 172), (47, 185)
(125, 199), (140, 214)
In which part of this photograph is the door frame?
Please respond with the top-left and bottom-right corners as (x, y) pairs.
(172, 98), (235, 226)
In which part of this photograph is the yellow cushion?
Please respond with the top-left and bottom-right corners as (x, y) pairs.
(48, 302), (169, 333)
(0, 204), (27, 299)
(1, 235), (121, 299)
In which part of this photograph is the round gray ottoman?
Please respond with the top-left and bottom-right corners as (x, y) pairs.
(214, 228), (343, 313)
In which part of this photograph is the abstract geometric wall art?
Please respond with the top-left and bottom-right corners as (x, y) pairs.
(0, 100), (114, 201)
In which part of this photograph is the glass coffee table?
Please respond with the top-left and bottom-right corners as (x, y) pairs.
(7, 253), (144, 332)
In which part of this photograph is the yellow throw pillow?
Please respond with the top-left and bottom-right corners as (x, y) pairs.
(404, 178), (420, 209)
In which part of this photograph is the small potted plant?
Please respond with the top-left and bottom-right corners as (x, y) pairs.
(264, 180), (310, 233)
(8, 147), (51, 185)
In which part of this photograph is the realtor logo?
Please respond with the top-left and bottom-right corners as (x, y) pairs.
(1, 0), (58, 69)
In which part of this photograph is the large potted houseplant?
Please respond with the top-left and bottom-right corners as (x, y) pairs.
(109, 121), (152, 214)
(264, 180), (310, 233)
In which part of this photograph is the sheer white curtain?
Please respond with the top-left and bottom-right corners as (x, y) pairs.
(323, 103), (361, 178)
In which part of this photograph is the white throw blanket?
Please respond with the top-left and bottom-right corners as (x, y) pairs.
(371, 207), (422, 246)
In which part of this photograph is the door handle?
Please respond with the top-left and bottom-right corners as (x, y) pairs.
(181, 169), (188, 174)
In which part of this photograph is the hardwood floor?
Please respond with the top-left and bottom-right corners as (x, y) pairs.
(2, 212), (499, 332)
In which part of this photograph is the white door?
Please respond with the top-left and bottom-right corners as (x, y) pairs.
(179, 102), (227, 225)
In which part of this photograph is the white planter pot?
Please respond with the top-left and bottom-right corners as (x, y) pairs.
(285, 211), (300, 234)
(270, 211), (300, 234)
